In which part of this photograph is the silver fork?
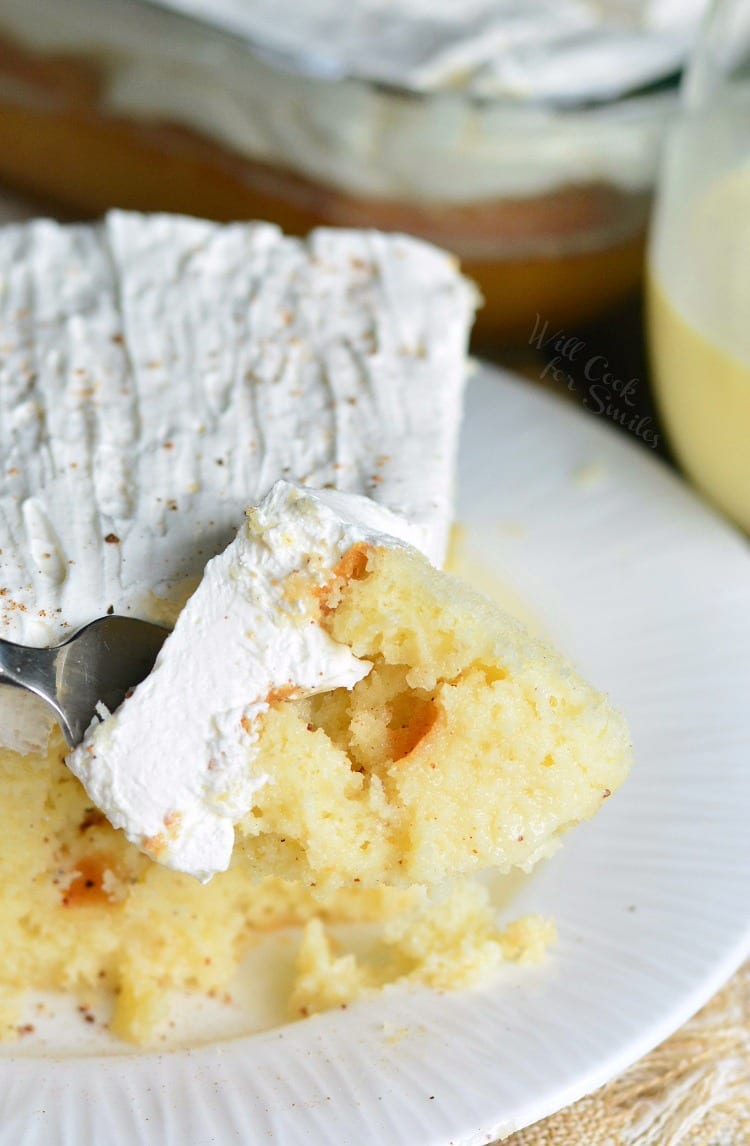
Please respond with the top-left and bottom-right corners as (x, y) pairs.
(0, 617), (169, 747)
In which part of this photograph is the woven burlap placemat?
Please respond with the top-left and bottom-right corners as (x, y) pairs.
(495, 961), (750, 1144)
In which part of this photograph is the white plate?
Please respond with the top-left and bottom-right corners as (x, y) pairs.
(4, 363), (750, 1146)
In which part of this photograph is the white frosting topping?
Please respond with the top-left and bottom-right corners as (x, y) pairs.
(67, 481), (414, 882)
(154, 0), (708, 101)
(0, 0), (706, 204)
(0, 211), (474, 750)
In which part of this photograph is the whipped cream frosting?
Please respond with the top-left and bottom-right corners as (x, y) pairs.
(67, 481), (414, 881)
(155, 0), (709, 101)
(0, 211), (474, 752)
(0, 0), (707, 204)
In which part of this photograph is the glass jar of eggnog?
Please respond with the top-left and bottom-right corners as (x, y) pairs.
(648, 0), (750, 531)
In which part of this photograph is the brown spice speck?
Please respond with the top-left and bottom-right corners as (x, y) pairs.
(266, 682), (300, 706)
(104, 533), (120, 545)
(164, 812), (182, 834)
(143, 833), (166, 859)
(79, 809), (106, 834)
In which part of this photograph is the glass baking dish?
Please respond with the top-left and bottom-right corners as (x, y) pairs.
(0, 0), (684, 342)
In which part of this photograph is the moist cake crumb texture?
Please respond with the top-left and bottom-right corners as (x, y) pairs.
(235, 538), (631, 889)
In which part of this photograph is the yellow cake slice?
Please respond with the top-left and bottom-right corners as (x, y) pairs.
(237, 509), (631, 890)
(70, 481), (631, 891)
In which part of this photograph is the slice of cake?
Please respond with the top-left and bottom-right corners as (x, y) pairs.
(0, 210), (631, 1045)
(70, 482), (631, 889)
(0, 210), (476, 752)
(67, 482), (423, 880)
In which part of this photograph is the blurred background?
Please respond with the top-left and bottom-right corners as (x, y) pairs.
(0, 0), (747, 523)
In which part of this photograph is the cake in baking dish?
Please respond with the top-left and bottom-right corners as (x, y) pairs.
(0, 0), (701, 338)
